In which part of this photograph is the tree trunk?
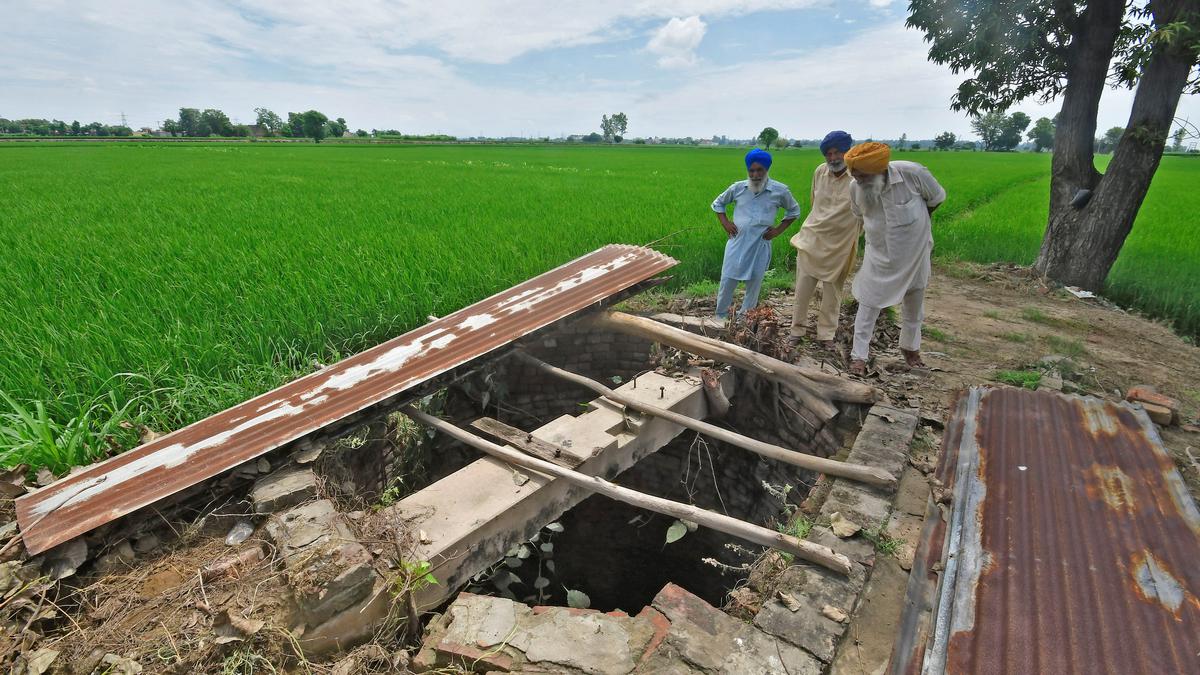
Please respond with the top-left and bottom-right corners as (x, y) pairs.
(1037, 0), (1197, 289)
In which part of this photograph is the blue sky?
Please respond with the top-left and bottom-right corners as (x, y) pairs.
(2, 0), (1196, 140)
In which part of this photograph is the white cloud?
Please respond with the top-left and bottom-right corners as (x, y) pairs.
(869, 0), (893, 8)
(647, 16), (708, 69)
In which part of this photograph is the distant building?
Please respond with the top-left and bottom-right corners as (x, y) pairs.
(246, 124), (268, 138)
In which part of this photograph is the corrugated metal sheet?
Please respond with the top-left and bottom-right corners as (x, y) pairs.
(893, 386), (1200, 675)
(16, 244), (677, 555)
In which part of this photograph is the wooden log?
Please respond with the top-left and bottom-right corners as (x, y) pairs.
(401, 406), (852, 575)
(589, 311), (877, 406)
(470, 417), (583, 469)
(514, 352), (896, 488)
(700, 368), (730, 419)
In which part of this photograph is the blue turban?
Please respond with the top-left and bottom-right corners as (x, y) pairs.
(745, 148), (772, 170)
(820, 130), (853, 155)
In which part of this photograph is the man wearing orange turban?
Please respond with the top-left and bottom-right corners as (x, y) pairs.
(843, 142), (946, 375)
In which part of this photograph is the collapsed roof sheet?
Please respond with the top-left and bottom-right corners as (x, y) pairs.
(893, 386), (1200, 674)
(17, 244), (677, 555)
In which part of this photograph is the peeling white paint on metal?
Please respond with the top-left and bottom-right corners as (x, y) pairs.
(458, 313), (498, 330)
(30, 395), (330, 518)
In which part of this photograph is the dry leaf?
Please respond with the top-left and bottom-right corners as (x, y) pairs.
(830, 512), (862, 538)
(776, 590), (801, 612)
(212, 609), (264, 644)
(821, 605), (849, 623)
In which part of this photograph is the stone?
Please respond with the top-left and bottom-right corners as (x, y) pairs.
(1139, 402), (1173, 426)
(754, 599), (844, 663)
(251, 467), (318, 514)
(295, 558), (378, 626)
(132, 533), (160, 554)
(522, 611), (639, 673)
(94, 540), (137, 575)
(256, 458), (271, 473)
(1125, 385), (1180, 420)
(441, 593), (523, 649)
(1041, 373), (1064, 391)
(265, 500), (347, 560)
(45, 537), (87, 580)
(830, 512), (862, 538)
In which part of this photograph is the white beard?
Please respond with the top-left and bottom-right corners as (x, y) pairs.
(748, 174), (768, 194)
(858, 173), (885, 205)
(826, 159), (846, 173)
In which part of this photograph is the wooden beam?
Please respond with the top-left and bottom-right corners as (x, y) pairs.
(470, 417), (583, 469)
(401, 406), (852, 575)
(514, 352), (896, 488)
(587, 311), (877, 407)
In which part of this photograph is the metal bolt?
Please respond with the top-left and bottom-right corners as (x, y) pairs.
(659, 386), (665, 399)
(526, 433), (533, 443)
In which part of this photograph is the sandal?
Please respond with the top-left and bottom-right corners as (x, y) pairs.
(848, 359), (868, 376)
(900, 348), (927, 369)
(786, 334), (804, 349)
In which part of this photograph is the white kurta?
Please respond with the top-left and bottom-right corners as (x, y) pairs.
(849, 161), (946, 308)
(790, 163), (862, 284)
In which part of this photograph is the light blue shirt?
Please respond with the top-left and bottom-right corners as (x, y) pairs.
(711, 178), (802, 280)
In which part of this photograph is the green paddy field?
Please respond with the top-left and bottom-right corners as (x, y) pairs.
(1, 143), (1196, 470)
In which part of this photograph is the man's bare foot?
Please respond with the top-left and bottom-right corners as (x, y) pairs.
(848, 359), (868, 376)
(901, 348), (926, 368)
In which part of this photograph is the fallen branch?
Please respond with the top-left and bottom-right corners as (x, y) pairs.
(589, 311), (878, 410)
(514, 352), (896, 488)
(400, 406), (852, 575)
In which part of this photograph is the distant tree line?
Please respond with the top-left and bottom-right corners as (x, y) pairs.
(0, 118), (133, 137)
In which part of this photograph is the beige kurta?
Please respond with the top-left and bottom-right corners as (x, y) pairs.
(790, 163), (862, 284)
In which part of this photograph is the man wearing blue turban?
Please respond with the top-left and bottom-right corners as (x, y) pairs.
(710, 149), (802, 321)
(788, 130), (862, 350)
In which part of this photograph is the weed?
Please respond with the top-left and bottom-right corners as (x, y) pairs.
(682, 278), (720, 298)
(992, 369), (1042, 390)
(982, 310), (1002, 319)
(1021, 306), (1088, 331)
(922, 326), (950, 342)
(861, 524), (901, 557)
(1043, 334), (1089, 358)
(1000, 331), (1032, 343)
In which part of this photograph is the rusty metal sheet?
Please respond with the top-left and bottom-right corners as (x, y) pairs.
(894, 386), (1200, 674)
(16, 244), (677, 555)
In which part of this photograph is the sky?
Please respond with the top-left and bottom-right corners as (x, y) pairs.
(2, 0), (1197, 140)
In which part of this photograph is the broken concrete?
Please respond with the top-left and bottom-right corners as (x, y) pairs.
(251, 466), (318, 514)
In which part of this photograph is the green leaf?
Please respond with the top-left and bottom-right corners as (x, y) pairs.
(566, 589), (591, 609)
(682, 519), (698, 533)
(533, 576), (549, 589)
(540, 542), (554, 553)
(545, 522), (564, 533)
(517, 544), (533, 559)
(666, 520), (688, 544)
(505, 557), (522, 569)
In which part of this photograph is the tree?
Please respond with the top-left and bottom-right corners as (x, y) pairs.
(199, 109), (234, 136)
(583, 132), (602, 142)
(301, 110), (329, 142)
(970, 111), (1007, 150)
(285, 112), (304, 138)
(757, 127), (779, 149)
(254, 108), (283, 135)
(934, 131), (957, 150)
(897, 132), (908, 150)
(1171, 126), (1186, 151)
(177, 108), (201, 137)
(1097, 125), (1125, 152)
(997, 111), (1031, 150)
(908, 0), (1200, 290)
(772, 136), (789, 150)
(1028, 117), (1056, 152)
(70, 120), (81, 136)
(611, 113), (628, 139)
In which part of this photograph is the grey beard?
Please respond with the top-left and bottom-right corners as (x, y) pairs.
(859, 174), (885, 203)
(827, 159), (846, 172)
(748, 174), (768, 194)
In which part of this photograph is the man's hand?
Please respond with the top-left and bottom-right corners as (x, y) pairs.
(719, 215), (738, 237)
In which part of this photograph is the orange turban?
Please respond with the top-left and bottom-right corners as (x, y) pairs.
(844, 142), (891, 174)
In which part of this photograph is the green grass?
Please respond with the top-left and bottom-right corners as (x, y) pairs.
(1043, 334), (1089, 359)
(922, 326), (950, 342)
(1000, 331), (1032, 343)
(0, 143), (1196, 471)
(992, 369), (1043, 390)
